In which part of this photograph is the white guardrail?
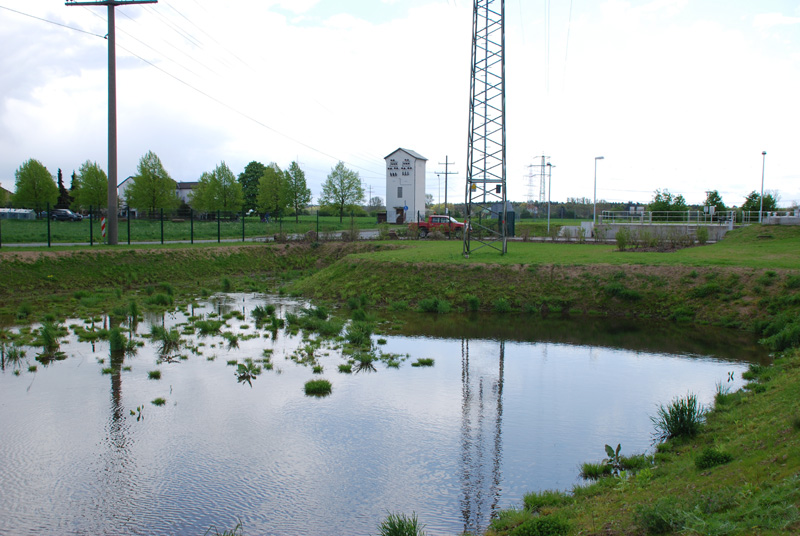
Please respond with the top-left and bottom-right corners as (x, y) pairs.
(600, 210), (799, 225)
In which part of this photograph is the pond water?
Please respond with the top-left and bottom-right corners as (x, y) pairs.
(0, 294), (767, 536)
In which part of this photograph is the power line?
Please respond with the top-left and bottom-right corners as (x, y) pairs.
(6, 3), (386, 181)
(0, 4), (106, 38)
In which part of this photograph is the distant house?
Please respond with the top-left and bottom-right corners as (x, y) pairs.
(117, 178), (197, 216)
(0, 185), (11, 207)
(385, 148), (427, 224)
(176, 182), (198, 204)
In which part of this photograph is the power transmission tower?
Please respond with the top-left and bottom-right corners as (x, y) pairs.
(66, 0), (158, 246)
(538, 155), (548, 202)
(435, 156), (458, 214)
(525, 164), (536, 205)
(464, 0), (506, 258)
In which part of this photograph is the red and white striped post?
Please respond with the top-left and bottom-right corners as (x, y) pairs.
(101, 217), (107, 240)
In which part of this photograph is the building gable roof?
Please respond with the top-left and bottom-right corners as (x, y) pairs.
(384, 148), (427, 161)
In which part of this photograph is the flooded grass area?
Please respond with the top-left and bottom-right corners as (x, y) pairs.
(0, 294), (767, 536)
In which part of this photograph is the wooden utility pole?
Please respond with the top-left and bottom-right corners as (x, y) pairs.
(435, 156), (458, 215)
(65, 0), (158, 245)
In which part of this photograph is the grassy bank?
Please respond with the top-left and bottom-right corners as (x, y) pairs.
(0, 242), (384, 322)
(484, 351), (800, 536)
(293, 226), (800, 331)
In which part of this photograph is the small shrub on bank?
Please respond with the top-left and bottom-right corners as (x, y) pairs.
(651, 393), (705, 441)
(635, 498), (683, 535)
(616, 227), (631, 251)
(523, 490), (572, 511)
(493, 297), (512, 313)
(508, 515), (570, 536)
(695, 447), (733, 470)
(465, 294), (480, 312)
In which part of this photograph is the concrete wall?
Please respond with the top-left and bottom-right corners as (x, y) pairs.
(594, 223), (734, 241)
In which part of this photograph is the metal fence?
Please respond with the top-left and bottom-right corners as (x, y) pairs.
(599, 210), (798, 225)
(0, 205), (334, 248)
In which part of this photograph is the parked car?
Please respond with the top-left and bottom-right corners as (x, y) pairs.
(51, 209), (83, 221)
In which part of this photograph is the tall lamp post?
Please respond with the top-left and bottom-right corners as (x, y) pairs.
(593, 156), (604, 225)
(546, 163), (554, 234)
(759, 151), (767, 223)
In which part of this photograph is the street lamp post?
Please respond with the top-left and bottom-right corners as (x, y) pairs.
(593, 156), (604, 225)
(759, 151), (767, 223)
(546, 163), (554, 234)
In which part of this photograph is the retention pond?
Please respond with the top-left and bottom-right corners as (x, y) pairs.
(0, 294), (767, 536)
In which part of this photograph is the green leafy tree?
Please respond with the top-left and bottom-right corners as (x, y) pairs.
(12, 158), (58, 212)
(190, 161), (244, 213)
(73, 160), (108, 211)
(284, 161), (312, 223)
(703, 190), (726, 212)
(320, 161), (364, 222)
(256, 163), (288, 218)
(238, 161), (266, 211)
(741, 190), (778, 213)
(125, 151), (178, 216)
(648, 188), (688, 216)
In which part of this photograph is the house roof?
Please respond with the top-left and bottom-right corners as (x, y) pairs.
(384, 148), (427, 161)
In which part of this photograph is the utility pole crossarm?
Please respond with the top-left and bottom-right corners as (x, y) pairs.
(66, 1), (157, 5)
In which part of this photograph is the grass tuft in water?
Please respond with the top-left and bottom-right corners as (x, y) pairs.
(148, 370), (161, 380)
(304, 379), (332, 396)
(378, 512), (426, 536)
(151, 397), (166, 406)
(411, 358), (434, 367)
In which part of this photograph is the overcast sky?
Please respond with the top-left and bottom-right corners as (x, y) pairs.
(1, 0), (798, 208)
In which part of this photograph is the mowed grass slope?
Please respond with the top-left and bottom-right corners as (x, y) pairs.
(293, 225), (800, 328)
(349, 225), (800, 270)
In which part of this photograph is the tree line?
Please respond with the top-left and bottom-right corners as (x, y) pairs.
(7, 153), (366, 222)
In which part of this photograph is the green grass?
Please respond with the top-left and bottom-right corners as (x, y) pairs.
(304, 379), (332, 396)
(347, 225), (800, 270)
(151, 397), (166, 406)
(0, 214), (381, 244)
(148, 370), (161, 380)
(377, 512), (427, 536)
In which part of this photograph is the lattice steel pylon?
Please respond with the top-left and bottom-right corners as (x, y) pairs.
(463, 0), (507, 258)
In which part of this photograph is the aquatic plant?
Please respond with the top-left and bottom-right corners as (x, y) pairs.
(149, 325), (182, 355)
(338, 364), (352, 373)
(108, 328), (126, 353)
(312, 365), (323, 374)
(130, 405), (144, 421)
(651, 393), (705, 441)
(304, 379), (332, 396)
(151, 397), (166, 406)
(378, 512), (427, 536)
(411, 358), (434, 367)
(236, 362), (261, 387)
(222, 332), (239, 349)
(195, 319), (225, 336)
(345, 321), (373, 347)
(354, 353), (377, 373)
(204, 521), (243, 536)
(148, 370), (161, 380)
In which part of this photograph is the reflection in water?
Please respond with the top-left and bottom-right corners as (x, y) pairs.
(460, 339), (505, 533)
